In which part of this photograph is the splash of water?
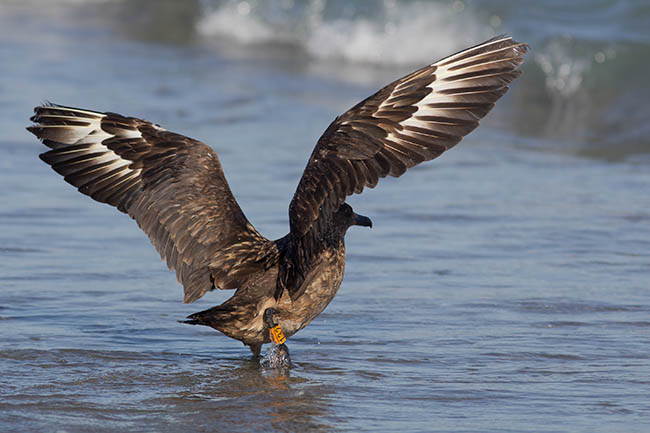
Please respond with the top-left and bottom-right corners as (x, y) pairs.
(196, 0), (488, 65)
(260, 343), (292, 370)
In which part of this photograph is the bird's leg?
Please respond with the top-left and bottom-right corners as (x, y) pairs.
(249, 343), (262, 358)
(249, 309), (280, 359)
(264, 307), (278, 328)
(264, 308), (286, 345)
(261, 308), (291, 368)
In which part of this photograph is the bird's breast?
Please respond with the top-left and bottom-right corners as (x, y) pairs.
(235, 244), (346, 344)
(274, 245), (346, 337)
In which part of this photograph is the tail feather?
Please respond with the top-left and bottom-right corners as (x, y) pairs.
(180, 304), (237, 327)
(180, 318), (201, 325)
(180, 311), (210, 326)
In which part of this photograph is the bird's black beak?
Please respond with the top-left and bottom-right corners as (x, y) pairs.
(354, 213), (373, 228)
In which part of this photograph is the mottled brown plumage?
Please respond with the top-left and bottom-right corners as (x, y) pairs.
(28, 35), (527, 357)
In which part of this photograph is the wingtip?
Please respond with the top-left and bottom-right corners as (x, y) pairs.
(488, 33), (525, 46)
(32, 101), (57, 112)
(515, 42), (530, 56)
(183, 293), (199, 304)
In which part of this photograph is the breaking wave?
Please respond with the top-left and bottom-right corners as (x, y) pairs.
(196, 0), (490, 66)
(192, 0), (650, 156)
(28, 0), (649, 156)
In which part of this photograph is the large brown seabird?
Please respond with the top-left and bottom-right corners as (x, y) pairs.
(28, 35), (527, 358)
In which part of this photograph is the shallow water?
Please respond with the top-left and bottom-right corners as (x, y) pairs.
(1, 1), (650, 432)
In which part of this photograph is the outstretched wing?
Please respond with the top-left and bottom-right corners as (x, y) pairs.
(288, 35), (527, 288)
(29, 104), (277, 303)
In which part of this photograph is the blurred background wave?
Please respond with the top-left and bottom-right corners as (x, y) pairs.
(3, 0), (649, 158)
(196, 0), (650, 158)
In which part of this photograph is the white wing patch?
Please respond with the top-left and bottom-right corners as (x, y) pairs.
(30, 105), (145, 203)
(380, 36), (525, 155)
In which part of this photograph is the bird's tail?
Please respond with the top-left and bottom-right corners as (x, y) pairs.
(180, 304), (237, 327)
(180, 301), (259, 347)
(181, 316), (202, 326)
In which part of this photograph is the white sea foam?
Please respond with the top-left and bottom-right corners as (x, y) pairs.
(197, 0), (491, 66)
(6, 0), (112, 4)
(197, 1), (286, 46)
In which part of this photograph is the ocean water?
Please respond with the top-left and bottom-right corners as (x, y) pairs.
(1, 1), (649, 432)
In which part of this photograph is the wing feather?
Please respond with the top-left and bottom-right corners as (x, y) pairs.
(29, 103), (277, 303)
(287, 35), (527, 290)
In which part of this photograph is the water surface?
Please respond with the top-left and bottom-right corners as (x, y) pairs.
(1, 1), (649, 432)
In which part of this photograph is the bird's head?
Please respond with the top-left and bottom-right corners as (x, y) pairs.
(335, 203), (373, 231)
